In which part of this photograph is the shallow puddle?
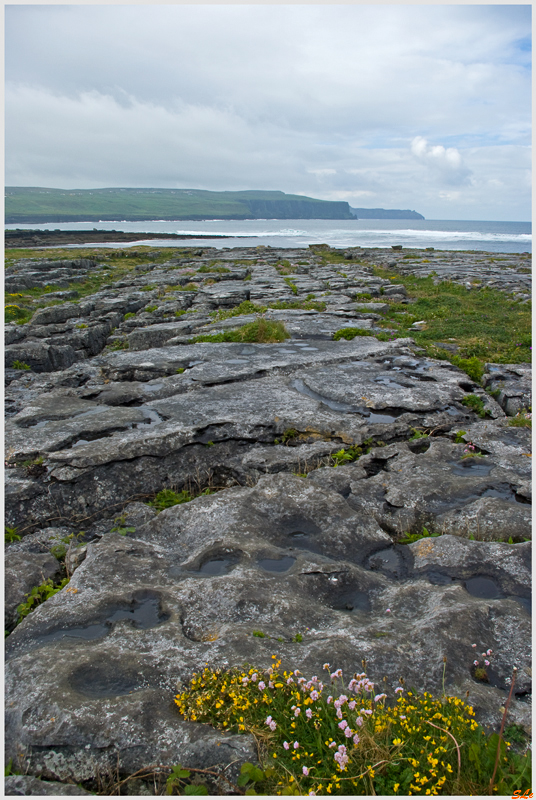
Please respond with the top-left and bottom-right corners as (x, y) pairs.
(464, 576), (501, 599)
(451, 459), (494, 476)
(198, 556), (239, 576)
(37, 594), (168, 644)
(258, 556), (296, 573)
(366, 548), (404, 577)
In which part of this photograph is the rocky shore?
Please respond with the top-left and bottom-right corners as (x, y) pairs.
(4, 244), (531, 795)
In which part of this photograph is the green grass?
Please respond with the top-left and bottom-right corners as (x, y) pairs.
(368, 265), (531, 367)
(146, 487), (215, 513)
(317, 253), (531, 369)
(210, 300), (267, 321)
(175, 661), (531, 796)
(461, 394), (491, 418)
(190, 318), (290, 344)
(509, 410), (532, 428)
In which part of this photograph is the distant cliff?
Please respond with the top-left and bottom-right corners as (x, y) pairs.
(5, 187), (355, 223)
(350, 207), (424, 220)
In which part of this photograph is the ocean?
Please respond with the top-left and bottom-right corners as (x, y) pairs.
(5, 218), (532, 253)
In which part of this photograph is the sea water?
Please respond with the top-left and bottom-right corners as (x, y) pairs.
(5, 218), (531, 253)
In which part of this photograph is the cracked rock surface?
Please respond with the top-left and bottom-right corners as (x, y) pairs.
(4, 245), (531, 791)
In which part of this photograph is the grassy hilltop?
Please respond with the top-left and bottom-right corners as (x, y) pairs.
(5, 187), (355, 223)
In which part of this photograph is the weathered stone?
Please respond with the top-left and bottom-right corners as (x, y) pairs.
(5, 775), (92, 795)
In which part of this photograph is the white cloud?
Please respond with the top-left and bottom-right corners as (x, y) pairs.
(410, 136), (472, 186)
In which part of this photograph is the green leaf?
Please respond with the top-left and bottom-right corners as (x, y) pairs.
(184, 785), (208, 795)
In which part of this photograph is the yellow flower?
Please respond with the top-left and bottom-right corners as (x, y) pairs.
(393, 784), (400, 793)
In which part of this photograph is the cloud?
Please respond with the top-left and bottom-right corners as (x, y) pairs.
(410, 136), (472, 186)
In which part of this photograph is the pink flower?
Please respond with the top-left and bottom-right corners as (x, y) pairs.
(269, 721), (276, 731)
(344, 726), (352, 738)
(306, 709), (312, 719)
(338, 719), (348, 729)
(328, 741), (337, 748)
(484, 660), (490, 666)
(258, 681), (266, 690)
(474, 660), (479, 666)
(294, 741), (299, 749)
(283, 741), (290, 750)
(353, 734), (360, 745)
(294, 707), (301, 717)
(268, 681), (274, 688)
(355, 716), (363, 727)
(251, 673), (257, 681)
(395, 687), (404, 694)
(487, 649), (492, 656)
(386, 608), (391, 613)
(348, 700), (356, 710)
(302, 766), (309, 776)
(286, 677), (294, 685)
(310, 690), (319, 701)
(374, 693), (386, 703)
(471, 643), (477, 648)
(336, 707), (343, 719)
(323, 663), (330, 670)
(331, 669), (343, 679)
(327, 696), (333, 704)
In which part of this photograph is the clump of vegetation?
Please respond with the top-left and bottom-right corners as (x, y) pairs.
(409, 428), (429, 441)
(509, 409), (532, 428)
(284, 277), (299, 295)
(210, 300), (267, 321)
(124, 312), (136, 320)
(451, 356), (485, 384)
(399, 526), (440, 545)
(175, 660), (531, 796)
(461, 394), (491, 418)
(5, 304), (31, 323)
(191, 318), (290, 344)
(333, 328), (374, 341)
(146, 486), (215, 513)
(107, 337), (129, 351)
(10, 360), (31, 370)
(16, 577), (70, 624)
(5, 526), (21, 544)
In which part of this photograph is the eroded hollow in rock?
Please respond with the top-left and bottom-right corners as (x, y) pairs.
(257, 555), (296, 573)
(195, 550), (242, 576)
(69, 660), (149, 698)
(37, 590), (169, 644)
(464, 575), (502, 599)
(365, 547), (408, 579)
(451, 459), (494, 477)
(273, 516), (324, 555)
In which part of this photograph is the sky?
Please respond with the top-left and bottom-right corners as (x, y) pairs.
(4, 3), (532, 221)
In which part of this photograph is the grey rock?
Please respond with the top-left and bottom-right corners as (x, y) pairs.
(5, 342), (77, 372)
(5, 775), (92, 795)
